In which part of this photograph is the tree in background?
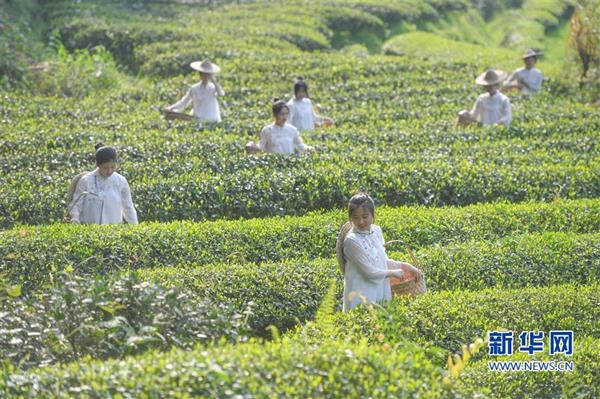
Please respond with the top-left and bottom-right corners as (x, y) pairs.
(568, 0), (599, 101)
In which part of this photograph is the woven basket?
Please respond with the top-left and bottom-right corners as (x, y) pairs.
(162, 109), (195, 121)
(385, 239), (427, 297)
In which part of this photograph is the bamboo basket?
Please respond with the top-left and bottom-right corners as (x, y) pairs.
(385, 239), (427, 297)
(161, 109), (195, 121)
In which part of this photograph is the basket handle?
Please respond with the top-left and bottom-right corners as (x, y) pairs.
(384, 239), (421, 268)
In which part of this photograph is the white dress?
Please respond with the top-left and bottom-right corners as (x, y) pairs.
(169, 81), (224, 122)
(504, 67), (543, 94)
(69, 169), (138, 225)
(467, 91), (512, 126)
(287, 97), (316, 131)
(257, 123), (308, 154)
(342, 224), (394, 311)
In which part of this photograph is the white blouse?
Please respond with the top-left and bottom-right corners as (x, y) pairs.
(258, 123), (308, 154)
(504, 67), (543, 94)
(69, 169), (138, 225)
(342, 224), (396, 311)
(287, 97), (316, 131)
(468, 92), (512, 126)
(169, 81), (224, 122)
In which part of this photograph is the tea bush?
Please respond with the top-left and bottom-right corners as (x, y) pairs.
(141, 231), (599, 333)
(1, 199), (599, 290)
(0, 271), (250, 370)
(305, 283), (600, 353)
(0, 337), (450, 398)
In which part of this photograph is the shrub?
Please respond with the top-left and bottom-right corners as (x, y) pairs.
(0, 271), (250, 370)
(303, 283), (600, 353)
(1, 200), (598, 291)
(0, 337), (450, 398)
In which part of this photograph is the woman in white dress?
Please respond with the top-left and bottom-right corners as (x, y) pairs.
(245, 99), (315, 155)
(69, 143), (138, 225)
(336, 193), (418, 311)
(286, 76), (333, 132)
(457, 68), (512, 127)
(166, 59), (225, 122)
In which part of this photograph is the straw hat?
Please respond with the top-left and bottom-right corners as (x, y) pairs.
(190, 59), (221, 74)
(522, 48), (539, 59)
(475, 68), (506, 86)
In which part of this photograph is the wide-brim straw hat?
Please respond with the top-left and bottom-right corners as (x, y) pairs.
(190, 59), (221, 74)
(475, 68), (507, 86)
(522, 48), (539, 59)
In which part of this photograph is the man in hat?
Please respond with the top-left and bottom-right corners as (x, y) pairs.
(457, 68), (512, 127)
(166, 59), (225, 122)
(503, 49), (543, 94)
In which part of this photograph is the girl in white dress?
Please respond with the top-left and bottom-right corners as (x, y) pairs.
(69, 143), (138, 225)
(245, 99), (314, 155)
(166, 59), (225, 122)
(336, 193), (418, 311)
(286, 77), (333, 131)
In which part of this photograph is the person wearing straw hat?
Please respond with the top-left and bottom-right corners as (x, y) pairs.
(335, 192), (421, 312)
(503, 49), (543, 94)
(457, 68), (512, 127)
(166, 59), (225, 122)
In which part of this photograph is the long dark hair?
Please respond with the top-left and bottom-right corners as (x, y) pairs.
(347, 192), (375, 219)
(94, 142), (118, 165)
(293, 76), (308, 96)
(271, 98), (289, 117)
(336, 192), (376, 273)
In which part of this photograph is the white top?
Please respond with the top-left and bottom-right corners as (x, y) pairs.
(504, 67), (543, 94)
(258, 123), (308, 154)
(69, 169), (138, 225)
(287, 97), (316, 131)
(468, 92), (512, 126)
(169, 81), (224, 122)
(342, 224), (395, 311)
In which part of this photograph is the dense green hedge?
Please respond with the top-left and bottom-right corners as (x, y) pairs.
(405, 231), (600, 291)
(0, 271), (249, 370)
(143, 260), (338, 335)
(1, 88), (598, 227)
(2, 199), (598, 288)
(3, 230), (595, 337)
(2, 197), (598, 265)
(3, 335), (597, 399)
(0, 337), (450, 398)
(143, 231), (598, 334)
(307, 283), (600, 353)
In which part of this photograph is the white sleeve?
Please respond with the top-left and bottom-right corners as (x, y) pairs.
(168, 89), (193, 112)
(68, 178), (87, 222)
(257, 126), (270, 152)
(292, 129), (307, 152)
(468, 98), (483, 122)
(503, 71), (517, 86)
(343, 237), (388, 281)
(214, 82), (225, 97)
(121, 179), (138, 224)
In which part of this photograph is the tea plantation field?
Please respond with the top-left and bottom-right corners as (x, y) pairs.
(1, 0), (599, 397)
